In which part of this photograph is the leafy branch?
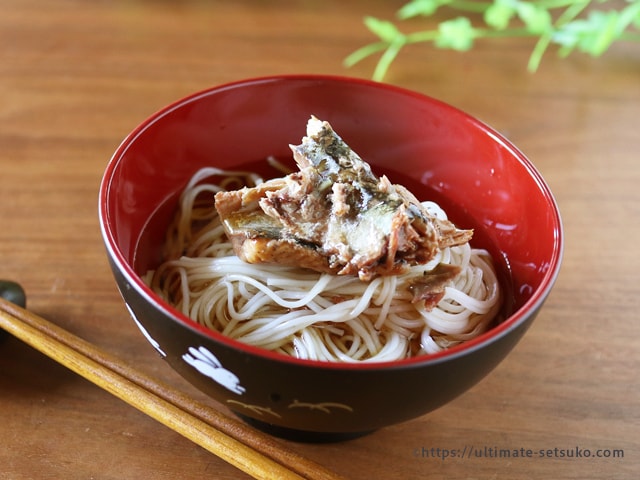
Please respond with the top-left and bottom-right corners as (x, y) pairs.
(345, 0), (640, 81)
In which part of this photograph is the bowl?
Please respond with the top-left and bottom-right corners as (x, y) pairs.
(98, 75), (563, 442)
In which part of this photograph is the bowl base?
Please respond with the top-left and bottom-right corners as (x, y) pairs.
(235, 413), (374, 443)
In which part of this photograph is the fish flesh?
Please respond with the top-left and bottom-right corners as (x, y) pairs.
(214, 116), (473, 282)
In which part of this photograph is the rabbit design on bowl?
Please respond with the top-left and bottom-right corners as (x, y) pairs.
(183, 346), (246, 395)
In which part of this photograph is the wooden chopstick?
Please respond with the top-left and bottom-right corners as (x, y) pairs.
(0, 297), (346, 480)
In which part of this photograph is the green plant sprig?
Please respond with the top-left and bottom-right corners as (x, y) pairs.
(345, 0), (640, 81)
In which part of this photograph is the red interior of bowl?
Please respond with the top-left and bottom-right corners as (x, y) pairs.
(99, 75), (563, 367)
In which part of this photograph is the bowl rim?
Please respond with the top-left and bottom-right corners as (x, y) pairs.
(98, 73), (564, 371)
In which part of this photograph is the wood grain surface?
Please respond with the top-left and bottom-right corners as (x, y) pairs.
(1, 1), (638, 479)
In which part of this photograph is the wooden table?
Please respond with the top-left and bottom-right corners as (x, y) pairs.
(1, 1), (638, 479)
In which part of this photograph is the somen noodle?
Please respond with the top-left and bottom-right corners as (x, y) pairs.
(144, 164), (502, 362)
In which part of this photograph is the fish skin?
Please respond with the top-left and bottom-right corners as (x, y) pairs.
(215, 116), (473, 281)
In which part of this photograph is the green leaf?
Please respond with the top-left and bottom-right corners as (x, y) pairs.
(484, 2), (515, 30)
(364, 16), (403, 43)
(435, 17), (476, 50)
(618, 1), (640, 31)
(579, 11), (620, 56)
(398, 0), (450, 19)
(552, 9), (624, 57)
(516, 2), (552, 34)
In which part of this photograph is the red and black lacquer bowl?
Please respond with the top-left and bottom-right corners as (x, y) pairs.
(99, 75), (563, 442)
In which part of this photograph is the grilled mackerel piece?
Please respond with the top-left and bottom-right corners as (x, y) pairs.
(214, 116), (472, 283)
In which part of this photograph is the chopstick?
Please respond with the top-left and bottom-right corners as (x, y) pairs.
(0, 297), (346, 480)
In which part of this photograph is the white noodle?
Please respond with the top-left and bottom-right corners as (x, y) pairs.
(145, 168), (503, 362)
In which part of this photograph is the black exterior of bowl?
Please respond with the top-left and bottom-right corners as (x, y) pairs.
(110, 256), (539, 441)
